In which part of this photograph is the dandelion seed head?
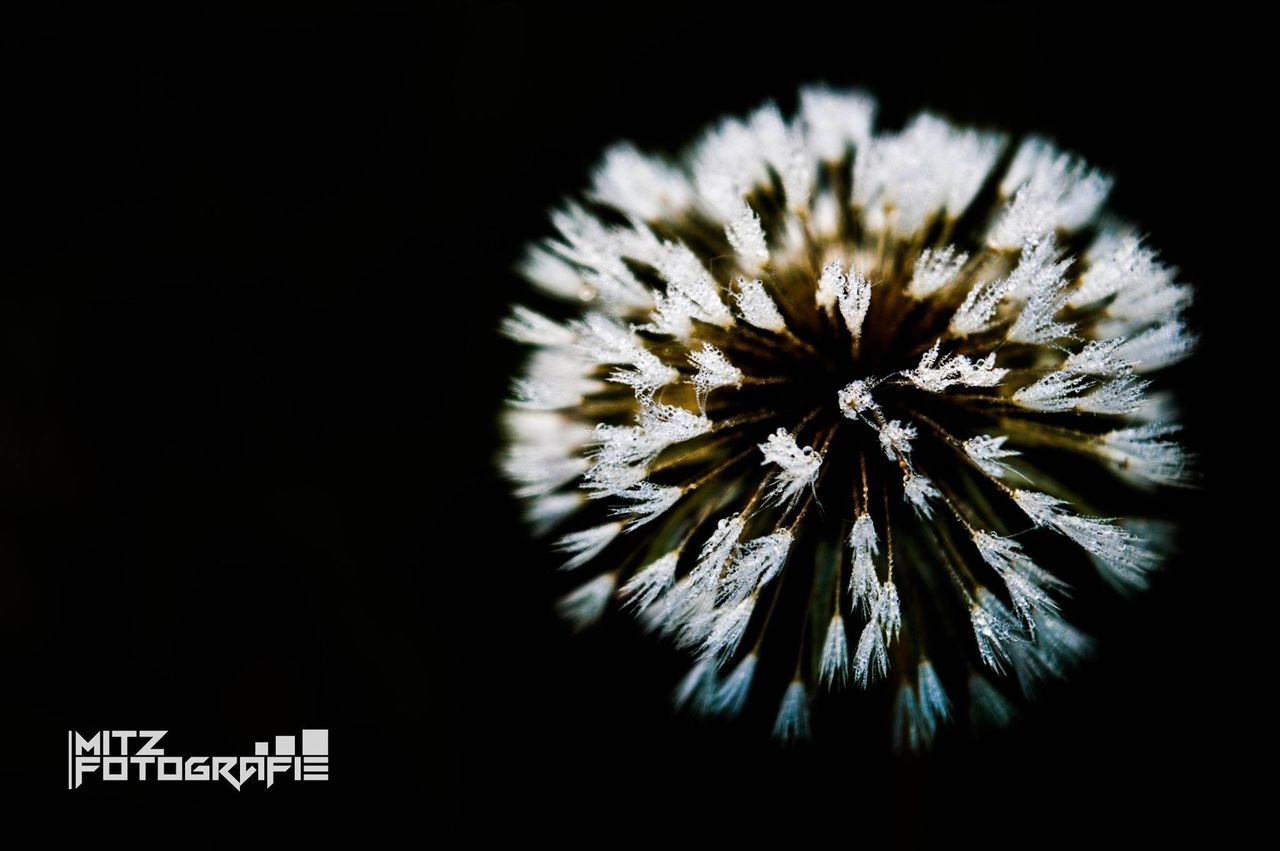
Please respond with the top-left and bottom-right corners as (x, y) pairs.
(503, 87), (1195, 743)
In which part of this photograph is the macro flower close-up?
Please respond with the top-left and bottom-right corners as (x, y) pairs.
(501, 86), (1194, 746)
(10, 6), (1249, 846)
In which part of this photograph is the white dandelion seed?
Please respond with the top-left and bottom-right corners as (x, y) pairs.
(1013, 490), (1159, 589)
(852, 618), (889, 688)
(963, 434), (1021, 480)
(504, 86), (1195, 744)
(799, 85), (875, 161)
(893, 683), (922, 752)
(719, 530), (793, 606)
(848, 513), (881, 614)
(903, 473), (941, 518)
(908, 246), (969, 300)
(712, 653), (758, 718)
(725, 202), (771, 270)
(609, 482), (683, 531)
(689, 344), (744, 410)
(836, 267), (873, 340)
(970, 588), (1019, 673)
(969, 674), (1018, 728)
(916, 661), (952, 742)
(501, 305), (576, 347)
(1063, 338), (1134, 376)
(590, 142), (693, 221)
(554, 522), (624, 571)
(877, 581), (902, 645)
(759, 427), (823, 508)
(837, 379), (881, 421)
(1115, 319), (1196, 372)
(620, 551), (679, 612)
(673, 657), (719, 713)
(904, 341), (1008, 393)
(972, 531), (1065, 632)
(522, 491), (584, 536)
(1012, 369), (1093, 412)
(819, 613), (850, 689)
(1100, 423), (1190, 486)
(700, 595), (756, 664)
(1077, 375), (1150, 415)
(878, 420), (917, 461)
(556, 573), (617, 630)
(732, 277), (788, 333)
(773, 680), (811, 743)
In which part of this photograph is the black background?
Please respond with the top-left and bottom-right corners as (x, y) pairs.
(3, 3), (1250, 846)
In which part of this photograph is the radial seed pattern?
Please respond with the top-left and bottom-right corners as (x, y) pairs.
(501, 87), (1194, 746)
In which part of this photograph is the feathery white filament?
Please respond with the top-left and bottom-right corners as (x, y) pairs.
(620, 551), (679, 611)
(878, 420), (917, 460)
(905, 341), (1008, 392)
(903, 474), (941, 518)
(1064, 338), (1134, 376)
(725, 202), (771, 269)
(837, 380), (880, 420)
(909, 246), (968, 299)
(590, 142), (692, 220)
(689, 344), (744, 409)
(773, 680), (811, 742)
(720, 530), (793, 606)
(963, 434), (1020, 479)
(853, 618), (888, 688)
(759, 428), (823, 508)
(799, 85), (875, 161)
(819, 613), (849, 688)
(1100, 424), (1189, 485)
(713, 654), (758, 717)
(916, 662), (951, 741)
(610, 483), (683, 531)
(970, 588), (1018, 672)
(732, 277), (788, 332)
(848, 513), (881, 614)
(555, 522), (623, 571)
(1013, 370), (1092, 412)
(556, 573), (617, 630)
(836, 266), (873, 339)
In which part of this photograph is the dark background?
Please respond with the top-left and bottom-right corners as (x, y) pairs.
(3, 3), (1250, 845)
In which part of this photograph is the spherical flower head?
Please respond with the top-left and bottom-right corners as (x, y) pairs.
(501, 86), (1195, 746)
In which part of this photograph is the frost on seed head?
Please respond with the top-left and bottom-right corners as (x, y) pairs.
(609, 482), (683, 531)
(719, 530), (793, 606)
(819, 613), (849, 689)
(903, 473), (941, 518)
(620, 551), (679, 612)
(963, 434), (1020, 479)
(878, 420), (917, 460)
(1101, 424), (1190, 486)
(989, 137), (1113, 249)
(725, 202), (771, 270)
(505, 85), (1196, 744)
(799, 85), (876, 162)
(759, 428), (823, 508)
(852, 618), (888, 688)
(837, 379), (881, 421)
(689, 344), (744, 410)
(732, 277), (788, 333)
(908, 246), (969, 299)
(904, 340), (1007, 392)
(590, 142), (692, 221)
